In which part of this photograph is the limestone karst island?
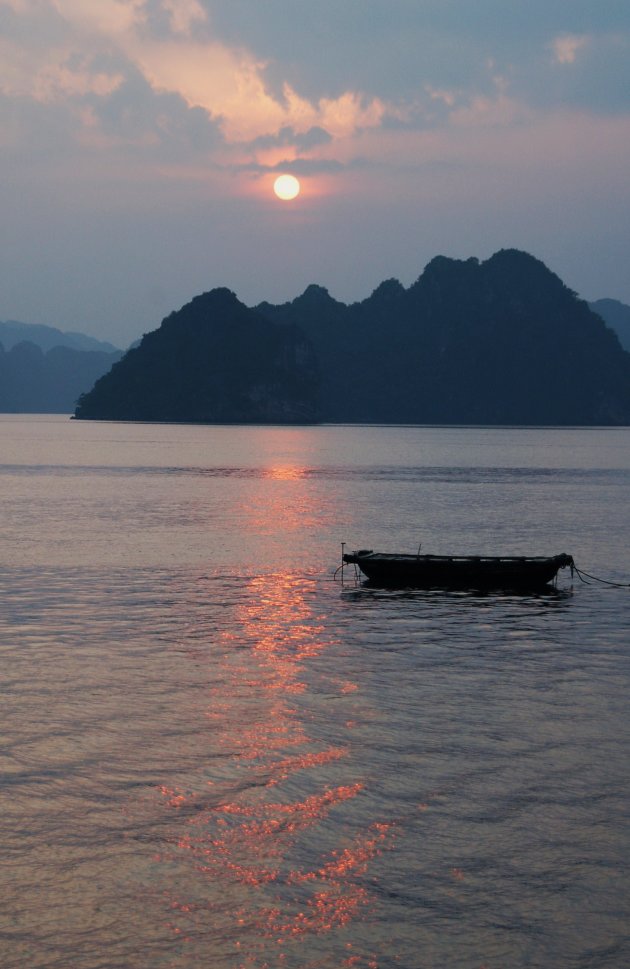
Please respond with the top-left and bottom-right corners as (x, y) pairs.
(7, 249), (630, 426)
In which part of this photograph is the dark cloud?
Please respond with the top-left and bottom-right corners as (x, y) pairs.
(248, 125), (332, 151)
(86, 63), (224, 157)
(138, 0), (179, 40)
(234, 157), (345, 175)
(0, 0), (67, 48)
(199, 0), (630, 114)
(205, 1), (491, 101)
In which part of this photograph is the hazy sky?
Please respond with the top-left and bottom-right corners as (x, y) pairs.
(2, 0), (629, 347)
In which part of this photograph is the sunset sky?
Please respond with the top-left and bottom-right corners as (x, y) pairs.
(2, 0), (629, 347)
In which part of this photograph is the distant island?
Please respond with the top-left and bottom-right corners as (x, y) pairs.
(0, 319), (118, 354)
(0, 342), (121, 414)
(74, 249), (630, 426)
(0, 318), (121, 413)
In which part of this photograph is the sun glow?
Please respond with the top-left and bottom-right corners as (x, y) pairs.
(273, 174), (300, 200)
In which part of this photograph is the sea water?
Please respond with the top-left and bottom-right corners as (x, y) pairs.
(1, 416), (629, 969)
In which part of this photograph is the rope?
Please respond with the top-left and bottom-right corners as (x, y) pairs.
(333, 561), (360, 584)
(573, 566), (630, 588)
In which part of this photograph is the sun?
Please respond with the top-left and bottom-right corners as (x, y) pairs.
(273, 174), (301, 201)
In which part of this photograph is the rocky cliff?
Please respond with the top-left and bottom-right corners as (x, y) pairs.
(74, 288), (320, 423)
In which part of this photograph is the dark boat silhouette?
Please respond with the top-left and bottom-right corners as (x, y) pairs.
(342, 549), (575, 590)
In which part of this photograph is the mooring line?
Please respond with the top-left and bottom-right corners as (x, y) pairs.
(573, 566), (630, 589)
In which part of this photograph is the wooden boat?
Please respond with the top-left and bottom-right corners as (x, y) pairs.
(342, 549), (575, 590)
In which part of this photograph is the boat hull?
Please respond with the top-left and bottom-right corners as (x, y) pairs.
(342, 551), (574, 590)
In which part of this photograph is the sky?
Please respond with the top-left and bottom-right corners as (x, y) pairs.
(1, 0), (629, 348)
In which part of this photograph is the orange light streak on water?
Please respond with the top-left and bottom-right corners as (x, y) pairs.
(147, 565), (394, 965)
(290, 822), (394, 884)
(262, 747), (348, 787)
(262, 465), (308, 481)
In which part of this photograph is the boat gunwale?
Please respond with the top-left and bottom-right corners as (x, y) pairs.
(343, 552), (572, 565)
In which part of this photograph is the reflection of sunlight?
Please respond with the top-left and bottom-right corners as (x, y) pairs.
(263, 464), (308, 481)
(206, 572), (342, 770)
(232, 427), (336, 540)
(243, 468), (321, 535)
(152, 570), (395, 964)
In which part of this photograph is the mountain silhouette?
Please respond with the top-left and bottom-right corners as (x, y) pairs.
(73, 250), (630, 426)
(590, 299), (630, 353)
(74, 288), (320, 423)
(258, 250), (630, 425)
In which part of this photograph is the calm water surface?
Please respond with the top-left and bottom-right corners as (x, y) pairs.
(1, 416), (629, 969)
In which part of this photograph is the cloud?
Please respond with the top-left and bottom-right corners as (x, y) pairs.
(521, 30), (630, 115)
(1, 0), (630, 347)
(157, 0), (206, 36)
(87, 62), (223, 156)
(199, 0), (630, 110)
(0, 0), (396, 180)
(551, 34), (589, 65)
(3, 1), (629, 165)
(50, 0), (144, 36)
(235, 156), (346, 177)
(249, 125), (332, 152)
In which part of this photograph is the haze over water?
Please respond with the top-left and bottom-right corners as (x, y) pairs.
(1, 416), (629, 969)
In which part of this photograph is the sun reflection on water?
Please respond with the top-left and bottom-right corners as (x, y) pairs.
(262, 464), (308, 481)
(151, 568), (395, 965)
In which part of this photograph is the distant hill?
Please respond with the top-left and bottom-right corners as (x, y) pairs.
(74, 288), (320, 423)
(258, 250), (630, 425)
(0, 319), (119, 354)
(73, 250), (630, 426)
(0, 342), (122, 413)
(589, 299), (630, 352)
